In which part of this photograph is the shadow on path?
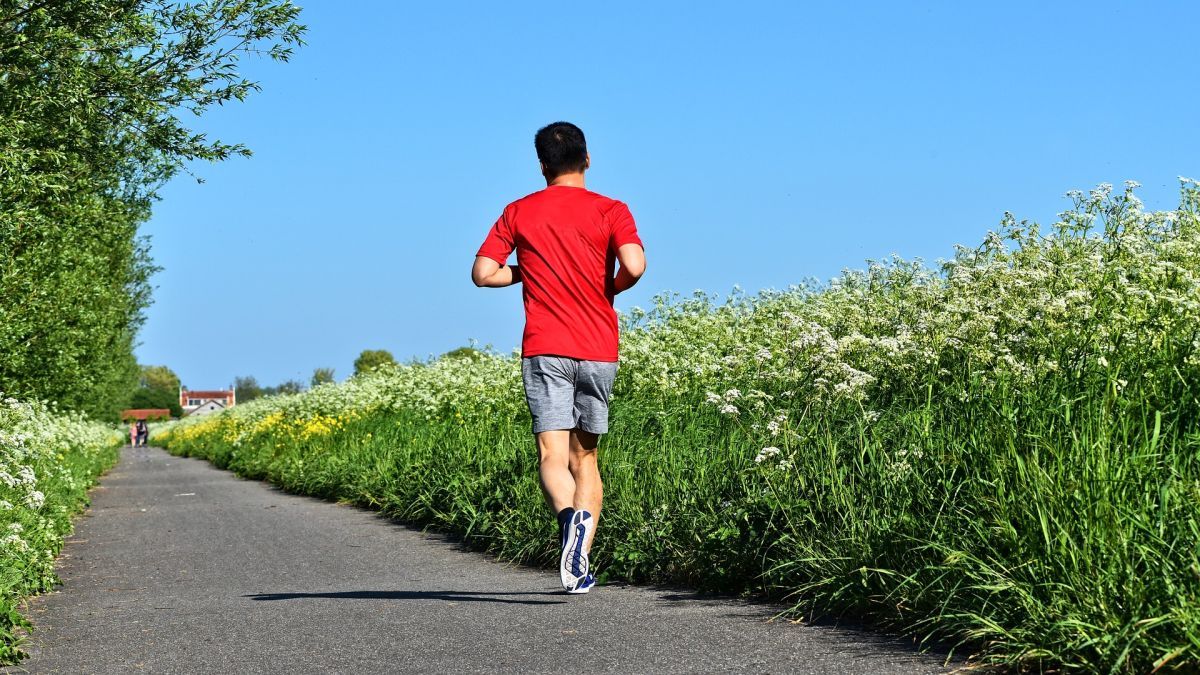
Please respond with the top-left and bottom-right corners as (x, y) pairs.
(245, 590), (567, 606)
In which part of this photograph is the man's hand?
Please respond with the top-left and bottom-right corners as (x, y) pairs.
(612, 243), (645, 294)
(472, 256), (523, 287)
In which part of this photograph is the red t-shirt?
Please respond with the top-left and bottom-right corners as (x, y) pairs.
(476, 185), (643, 362)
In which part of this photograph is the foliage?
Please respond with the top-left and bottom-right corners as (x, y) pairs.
(139, 366), (180, 394)
(234, 375), (264, 404)
(353, 349), (396, 376)
(274, 379), (304, 395)
(0, 0), (306, 420)
(126, 387), (181, 418)
(441, 346), (484, 361)
(127, 365), (182, 417)
(157, 182), (1200, 672)
(0, 395), (122, 663)
(233, 374), (304, 403)
(310, 367), (335, 387)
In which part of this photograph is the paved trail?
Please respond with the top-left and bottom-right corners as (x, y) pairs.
(8, 447), (953, 674)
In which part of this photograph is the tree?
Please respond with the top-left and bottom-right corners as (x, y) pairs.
(311, 367), (335, 387)
(274, 380), (304, 395)
(141, 365), (181, 393)
(354, 349), (397, 376)
(442, 346), (483, 361)
(233, 374), (305, 401)
(128, 387), (182, 418)
(0, 2), (306, 420)
(234, 375), (264, 404)
(129, 364), (182, 417)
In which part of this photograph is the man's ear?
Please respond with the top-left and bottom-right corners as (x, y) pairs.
(540, 161), (548, 176)
(584, 153), (591, 170)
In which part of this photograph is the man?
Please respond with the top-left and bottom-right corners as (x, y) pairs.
(472, 121), (646, 594)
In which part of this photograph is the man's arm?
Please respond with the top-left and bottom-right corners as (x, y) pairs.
(472, 256), (523, 288)
(612, 243), (645, 294)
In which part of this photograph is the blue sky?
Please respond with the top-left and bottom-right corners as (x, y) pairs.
(135, 1), (1200, 389)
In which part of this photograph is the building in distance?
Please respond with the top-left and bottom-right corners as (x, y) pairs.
(121, 409), (172, 421)
(180, 387), (236, 416)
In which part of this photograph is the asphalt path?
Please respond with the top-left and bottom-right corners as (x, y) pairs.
(7, 446), (956, 674)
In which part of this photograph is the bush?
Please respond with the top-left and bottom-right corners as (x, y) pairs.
(0, 397), (122, 664)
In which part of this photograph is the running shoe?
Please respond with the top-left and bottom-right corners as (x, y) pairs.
(558, 507), (575, 550)
(568, 572), (597, 594)
(559, 509), (593, 591)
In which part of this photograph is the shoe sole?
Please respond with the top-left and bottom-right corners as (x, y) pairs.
(567, 576), (595, 594)
(559, 510), (591, 591)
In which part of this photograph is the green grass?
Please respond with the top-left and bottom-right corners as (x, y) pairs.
(158, 182), (1200, 672)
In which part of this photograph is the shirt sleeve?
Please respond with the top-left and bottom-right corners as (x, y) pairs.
(476, 207), (516, 264)
(607, 201), (643, 251)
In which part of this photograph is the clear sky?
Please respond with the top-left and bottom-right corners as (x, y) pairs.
(134, 1), (1200, 389)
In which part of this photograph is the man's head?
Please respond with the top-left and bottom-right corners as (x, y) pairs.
(535, 122), (589, 180)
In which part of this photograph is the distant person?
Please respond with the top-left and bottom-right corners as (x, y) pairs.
(136, 419), (149, 447)
(129, 420), (137, 447)
(472, 122), (646, 594)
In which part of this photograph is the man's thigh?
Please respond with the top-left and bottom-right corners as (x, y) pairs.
(572, 360), (618, 435)
(521, 356), (578, 434)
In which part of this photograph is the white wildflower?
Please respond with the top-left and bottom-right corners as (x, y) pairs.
(755, 446), (781, 463)
(766, 411), (788, 436)
(24, 491), (44, 509)
(1, 533), (28, 553)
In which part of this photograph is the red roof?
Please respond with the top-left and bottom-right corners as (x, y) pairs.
(184, 390), (233, 399)
(122, 409), (171, 420)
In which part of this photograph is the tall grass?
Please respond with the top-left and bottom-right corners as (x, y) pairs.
(158, 181), (1200, 672)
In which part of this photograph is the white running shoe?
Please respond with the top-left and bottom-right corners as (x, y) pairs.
(559, 509), (593, 591)
(567, 572), (597, 594)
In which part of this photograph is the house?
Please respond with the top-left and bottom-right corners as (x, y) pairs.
(180, 387), (236, 417)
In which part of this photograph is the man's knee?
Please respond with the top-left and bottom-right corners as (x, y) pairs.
(569, 427), (599, 452)
(568, 431), (599, 471)
(537, 430), (570, 463)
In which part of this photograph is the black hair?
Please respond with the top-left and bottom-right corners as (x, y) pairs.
(534, 122), (588, 179)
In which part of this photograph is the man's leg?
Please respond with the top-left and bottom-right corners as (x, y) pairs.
(535, 429), (575, 514)
(568, 428), (602, 553)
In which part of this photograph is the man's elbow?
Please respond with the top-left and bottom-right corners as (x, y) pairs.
(623, 256), (646, 280)
(471, 259), (493, 287)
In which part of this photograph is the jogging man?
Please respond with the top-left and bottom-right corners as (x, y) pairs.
(472, 122), (646, 594)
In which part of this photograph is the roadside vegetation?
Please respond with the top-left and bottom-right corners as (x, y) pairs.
(0, 1), (305, 665)
(0, 0), (305, 421)
(0, 398), (122, 663)
(158, 182), (1200, 672)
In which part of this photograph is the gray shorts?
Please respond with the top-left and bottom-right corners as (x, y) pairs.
(521, 356), (619, 435)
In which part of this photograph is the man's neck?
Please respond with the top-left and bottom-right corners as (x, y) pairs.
(547, 172), (586, 188)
